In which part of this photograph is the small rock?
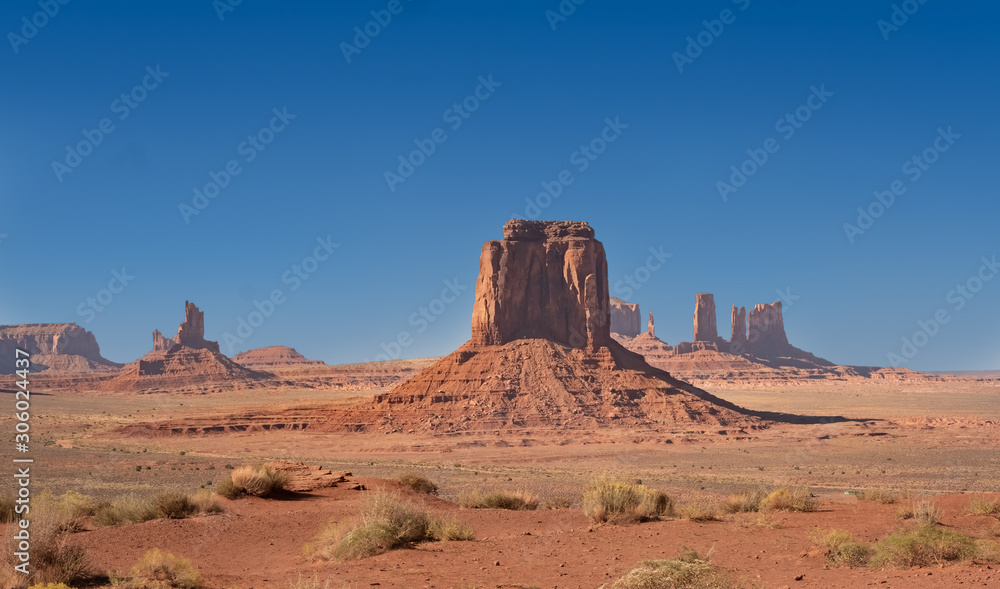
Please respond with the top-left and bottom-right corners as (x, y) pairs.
(794, 574), (804, 581)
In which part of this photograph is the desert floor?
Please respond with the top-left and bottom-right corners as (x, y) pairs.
(5, 372), (1000, 588)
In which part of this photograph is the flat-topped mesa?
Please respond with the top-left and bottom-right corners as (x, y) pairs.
(747, 301), (788, 353)
(693, 293), (718, 342)
(730, 305), (747, 343)
(470, 219), (611, 350)
(610, 297), (642, 338)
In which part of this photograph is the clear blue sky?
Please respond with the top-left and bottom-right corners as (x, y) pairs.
(1, 1), (997, 371)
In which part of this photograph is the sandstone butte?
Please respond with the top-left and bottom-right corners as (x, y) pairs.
(609, 297), (641, 338)
(0, 323), (121, 374)
(321, 219), (762, 434)
(100, 301), (272, 392)
(611, 294), (941, 384)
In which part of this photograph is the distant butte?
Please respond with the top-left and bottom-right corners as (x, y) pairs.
(0, 323), (121, 373)
(101, 301), (272, 393)
(613, 293), (940, 385)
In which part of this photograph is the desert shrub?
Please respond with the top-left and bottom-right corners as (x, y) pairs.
(812, 529), (872, 567)
(895, 500), (941, 525)
(154, 491), (197, 519)
(871, 525), (976, 568)
(759, 487), (817, 513)
(428, 517), (476, 541)
(458, 489), (539, 510)
(305, 491), (472, 561)
(215, 477), (241, 500)
(676, 499), (722, 522)
(111, 548), (200, 589)
(3, 507), (91, 587)
(29, 584), (75, 589)
(542, 496), (574, 509)
(33, 491), (98, 532)
(224, 464), (290, 498)
(606, 548), (755, 589)
(975, 539), (1000, 563)
(720, 487), (768, 514)
(966, 495), (1000, 516)
(582, 477), (672, 524)
(736, 512), (782, 529)
(93, 494), (158, 527)
(289, 574), (338, 589)
(857, 488), (901, 505)
(190, 490), (224, 515)
(397, 472), (439, 495)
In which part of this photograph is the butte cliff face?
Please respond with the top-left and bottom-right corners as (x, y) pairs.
(730, 305), (747, 344)
(693, 293), (719, 342)
(0, 323), (121, 373)
(609, 297), (642, 338)
(102, 301), (270, 392)
(471, 220), (611, 350)
(330, 220), (757, 435)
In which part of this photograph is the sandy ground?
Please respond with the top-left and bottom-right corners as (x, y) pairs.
(3, 375), (999, 588)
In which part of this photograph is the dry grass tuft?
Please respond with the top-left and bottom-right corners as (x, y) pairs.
(811, 529), (872, 567)
(111, 548), (201, 589)
(1, 506), (91, 587)
(720, 488), (768, 514)
(305, 490), (473, 561)
(224, 464), (290, 498)
(759, 487), (817, 513)
(582, 477), (672, 524)
(896, 500), (941, 525)
(397, 472), (439, 495)
(604, 548), (758, 589)
(676, 499), (722, 522)
(154, 491), (198, 520)
(459, 489), (539, 510)
(966, 495), (1000, 516)
(857, 488), (902, 505)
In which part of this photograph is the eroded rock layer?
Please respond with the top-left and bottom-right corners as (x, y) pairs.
(0, 323), (121, 373)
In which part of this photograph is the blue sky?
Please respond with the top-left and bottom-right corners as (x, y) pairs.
(1, 0), (997, 371)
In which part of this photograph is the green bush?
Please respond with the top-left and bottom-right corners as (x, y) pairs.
(812, 529), (872, 567)
(582, 477), (672, 524)
(871, 525), (976, 568)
